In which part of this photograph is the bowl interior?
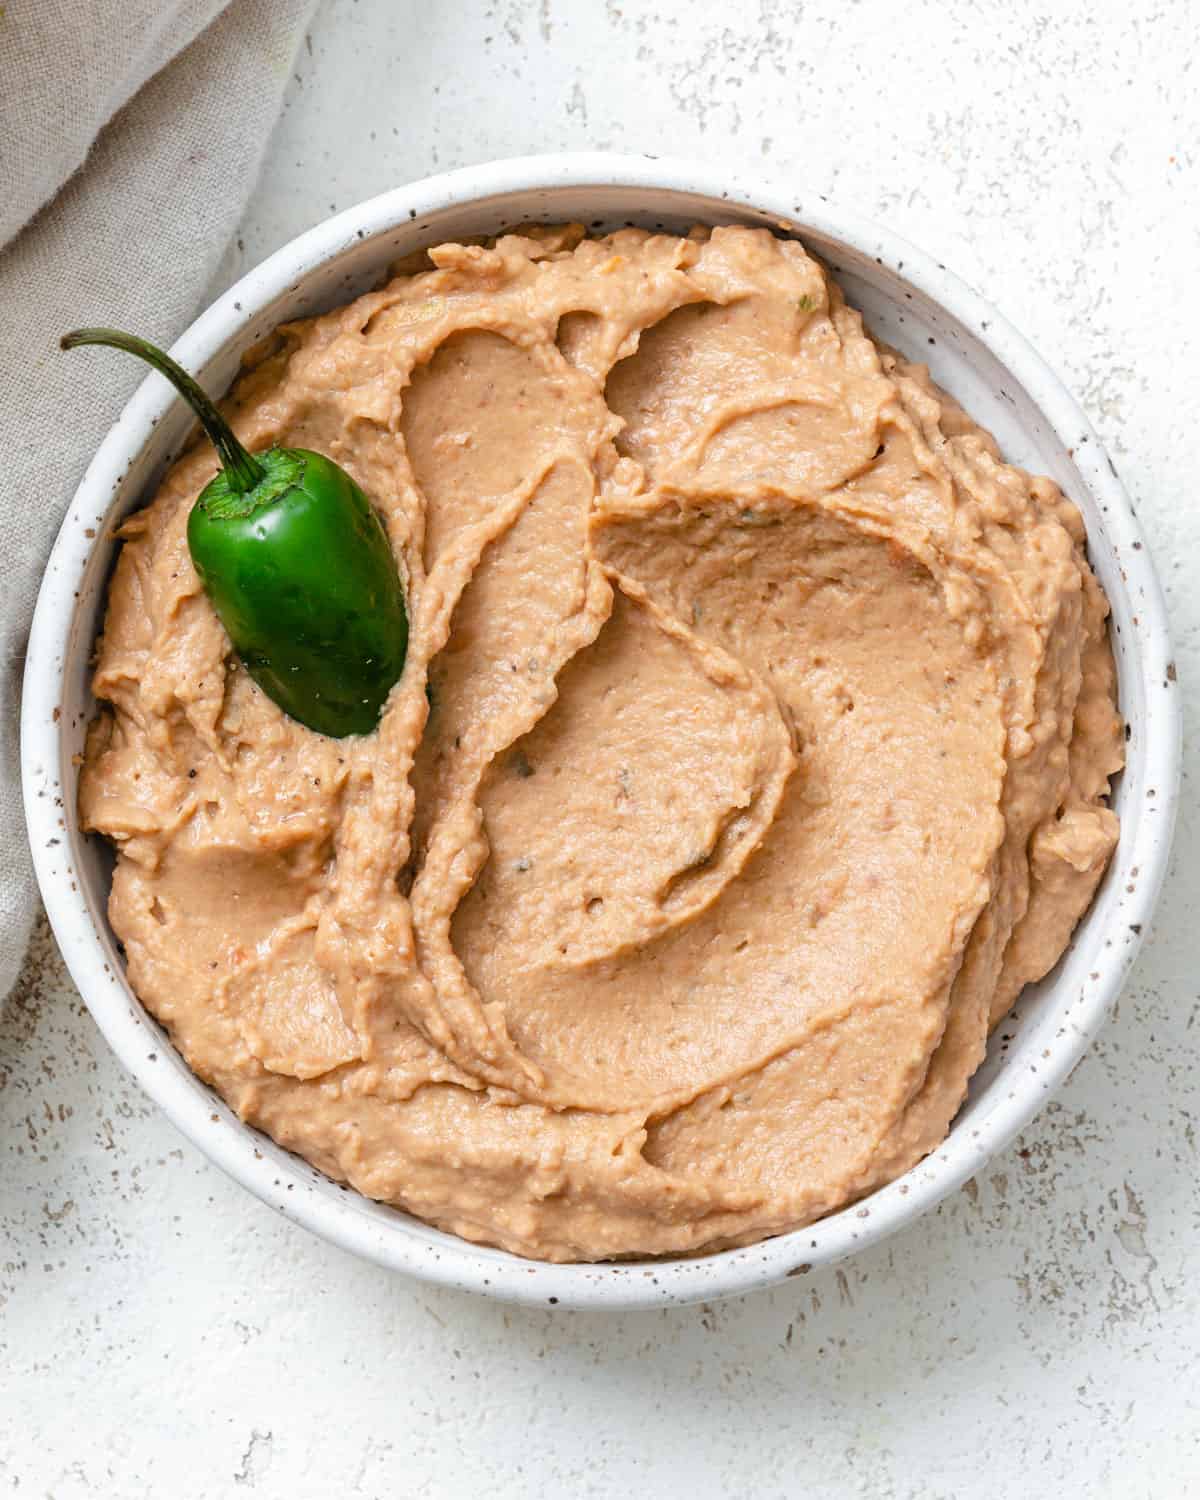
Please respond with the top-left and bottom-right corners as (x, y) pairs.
(34, 172), (1172, 1308)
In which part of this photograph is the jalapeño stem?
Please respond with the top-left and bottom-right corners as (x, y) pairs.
(60, 327), (264, 494)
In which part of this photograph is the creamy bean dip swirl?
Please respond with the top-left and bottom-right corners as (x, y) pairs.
(81, 225), (1122, 1260)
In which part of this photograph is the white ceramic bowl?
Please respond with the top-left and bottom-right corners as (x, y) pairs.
(23, 154), (1180, 1309)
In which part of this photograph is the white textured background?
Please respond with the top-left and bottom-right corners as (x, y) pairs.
(4, 2), (1198, 1495)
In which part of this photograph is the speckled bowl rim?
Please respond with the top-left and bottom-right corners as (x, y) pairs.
(22, 153), (1180, 1309)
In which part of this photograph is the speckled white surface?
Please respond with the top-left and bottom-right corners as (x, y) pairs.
(4, 1), (1198, 1495)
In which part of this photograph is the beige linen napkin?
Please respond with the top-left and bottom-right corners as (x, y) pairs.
(1, 0), (317, 999)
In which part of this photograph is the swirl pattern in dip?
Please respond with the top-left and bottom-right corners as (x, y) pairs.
(81, 225), (1122, 1260)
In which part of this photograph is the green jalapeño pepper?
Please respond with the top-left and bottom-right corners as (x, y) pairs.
(62, 328), (408, 737)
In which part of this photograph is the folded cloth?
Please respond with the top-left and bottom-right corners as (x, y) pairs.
(0, 0), (317, 999)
